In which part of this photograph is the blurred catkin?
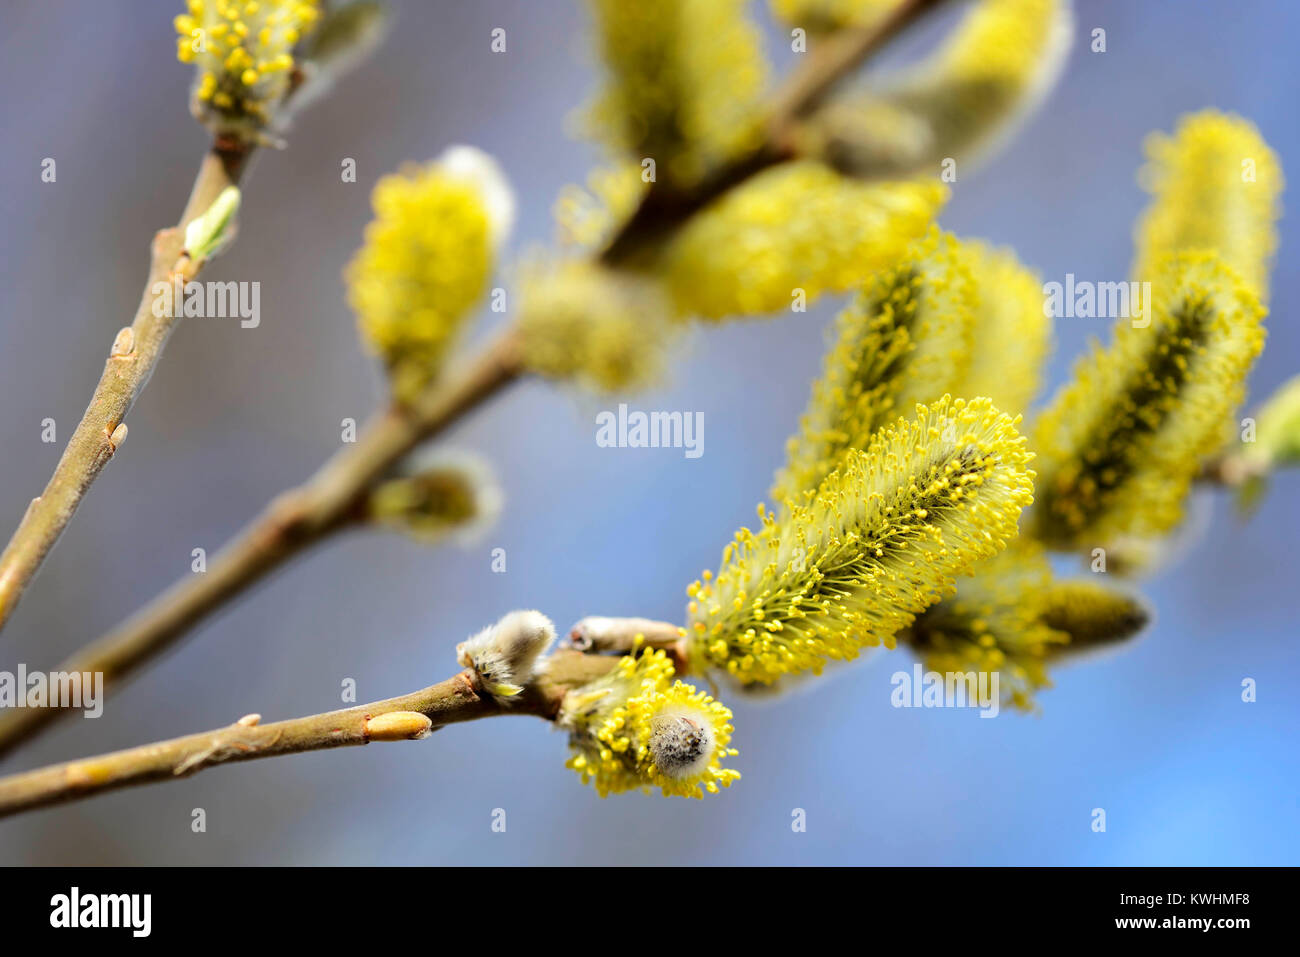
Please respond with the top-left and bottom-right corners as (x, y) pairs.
(905, 543), (1147, 709)
(1133, 110), (1283, 299)
(346, 147), (513, 404)
(769, 0), (903, 34)
(1032, 251), (1266, 551)
(807, 0), (1074, 180)
(583, 0), (769, 189)
(659, 162), (947, 318)
(688, 396), (1035, 686)
(953, 240), (1051, 415)
(771, 228), (976, 505)
(516, 260), (674, 393)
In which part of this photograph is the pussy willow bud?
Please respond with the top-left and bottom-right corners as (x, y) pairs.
(346, 146), (513, 405)
(689, 396), (1035, 686)
(183, 186), (241, 263)
(1032, 251), (1265, 551)
(364, 450), (501, 545)
(1038, 581), (1150, 653)
(457, 610), (556, 703)
(559, 647), (739, 798)
(1133, 110), (1283, 299)
(583, 0), (768, 189)
(806, 0), (1073, 180)
(516, 259), (675, 393)
(771, 228), (976, 505)
(1230, 373), (1300, 512)
(659, 161), (946, 319)
(174, 0), (322, 141)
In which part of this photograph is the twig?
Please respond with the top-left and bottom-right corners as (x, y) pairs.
(0, 329), (525, 760)
(0, 649), (615, 819)
(0, 142), (253, 634)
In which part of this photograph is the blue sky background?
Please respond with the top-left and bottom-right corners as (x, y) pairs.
(0, 0), (1296, 864)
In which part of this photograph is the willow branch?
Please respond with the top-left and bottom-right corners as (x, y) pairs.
(0, 649), (615, 819)
(599, 0), (951, 265)
(0, 142), (253, 634)
(0, 329), (525, 761)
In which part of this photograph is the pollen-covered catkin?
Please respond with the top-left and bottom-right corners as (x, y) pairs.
(688, 396), (1036, 686)
(346, 146), (513, 404)
(174, 0), (321, 138)
(771, 228), (976, 505)
(1133, 110), (1283, 298)
(660, 162), (947, 319)
(1031, 251), (1266, 551)
(559, 647), (739, 797)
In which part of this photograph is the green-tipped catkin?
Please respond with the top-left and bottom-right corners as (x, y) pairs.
(660, 161), (947, 319)
(583, 0), (768, 189)
(365, 450), (501, 545)
(1032, 251), (1266, 551)
(955, 240), (1052, 416)
(558, 647), (740, 797)
(1133, 110), (1283, 299)
(771, 228), (976, 504)
(346, 146), (514, 404)
(905, 543), (1148, 709)
(516, 259), (675, 393)
(688, 396), (1035, 686)
(807, 0), (1073, 180)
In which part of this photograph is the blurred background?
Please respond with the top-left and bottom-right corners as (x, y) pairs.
(0, 0), (1296, 865)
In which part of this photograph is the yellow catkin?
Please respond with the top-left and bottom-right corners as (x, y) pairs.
(952, 240), (1051, 416)
(559, 648), (740, 798)
(688, 396), (1035, 686)
(769, 0), (903, 34)
(174, 0), (320, 136)
(905, 543), (1148, 710)
(553, 161), (649, 252)
(346, 150), (508, 404)
(583, 0), (769, 189)
(1031, 251), (1266, 550)
(1133, 109), (1283, 299)
(660, 162), (946, 319)
(771, 228), (977, 505)
(516, 259), (674, 393)
(811, 0), (1073, 179)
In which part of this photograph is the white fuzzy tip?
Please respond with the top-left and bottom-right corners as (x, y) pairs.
(436, 145), (515, 251)
(649, 708), (716, 780)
